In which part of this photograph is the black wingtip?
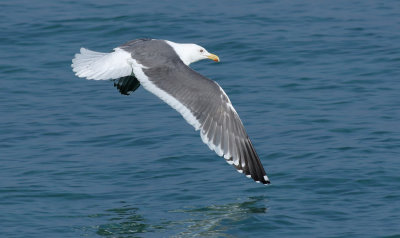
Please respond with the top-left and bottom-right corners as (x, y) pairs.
(257, 175), (270, 185)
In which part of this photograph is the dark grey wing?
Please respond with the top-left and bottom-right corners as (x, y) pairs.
(139, 62), (270, 184)
(113, 75), (140, 95)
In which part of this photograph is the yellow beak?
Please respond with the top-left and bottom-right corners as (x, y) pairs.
(207, 53), (220, 62)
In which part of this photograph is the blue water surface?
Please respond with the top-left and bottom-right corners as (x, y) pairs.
(1, 0), (400, 237)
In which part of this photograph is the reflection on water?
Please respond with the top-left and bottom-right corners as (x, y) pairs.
(91, 197), (267, 237)
(93, 203), (148, 236)
(167, 196), (267, 237)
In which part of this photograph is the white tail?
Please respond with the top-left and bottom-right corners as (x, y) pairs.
(71, 47), (133, 80)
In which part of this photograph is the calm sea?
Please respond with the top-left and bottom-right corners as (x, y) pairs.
(1, 0), (400, 237)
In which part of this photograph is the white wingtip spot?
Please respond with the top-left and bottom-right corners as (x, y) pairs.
(237, 170), (243, 174)
(263, 175), (269, 181)
(256, 181), (261, 183)
(226, 160), (234, 165)
(246, 175), (251, 178)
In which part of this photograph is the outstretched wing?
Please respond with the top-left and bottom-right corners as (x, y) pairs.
(132, 61), (270, 184)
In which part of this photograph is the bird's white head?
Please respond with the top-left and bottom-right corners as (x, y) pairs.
(166, 41), (220, 66)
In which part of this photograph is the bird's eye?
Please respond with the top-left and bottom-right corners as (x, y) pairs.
(200, 49), (204, 53)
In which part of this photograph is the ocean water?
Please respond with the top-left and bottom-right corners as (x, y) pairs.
(1, 0), (400, 237)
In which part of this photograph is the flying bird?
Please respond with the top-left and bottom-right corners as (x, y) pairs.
(71, 39), (270, 185)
